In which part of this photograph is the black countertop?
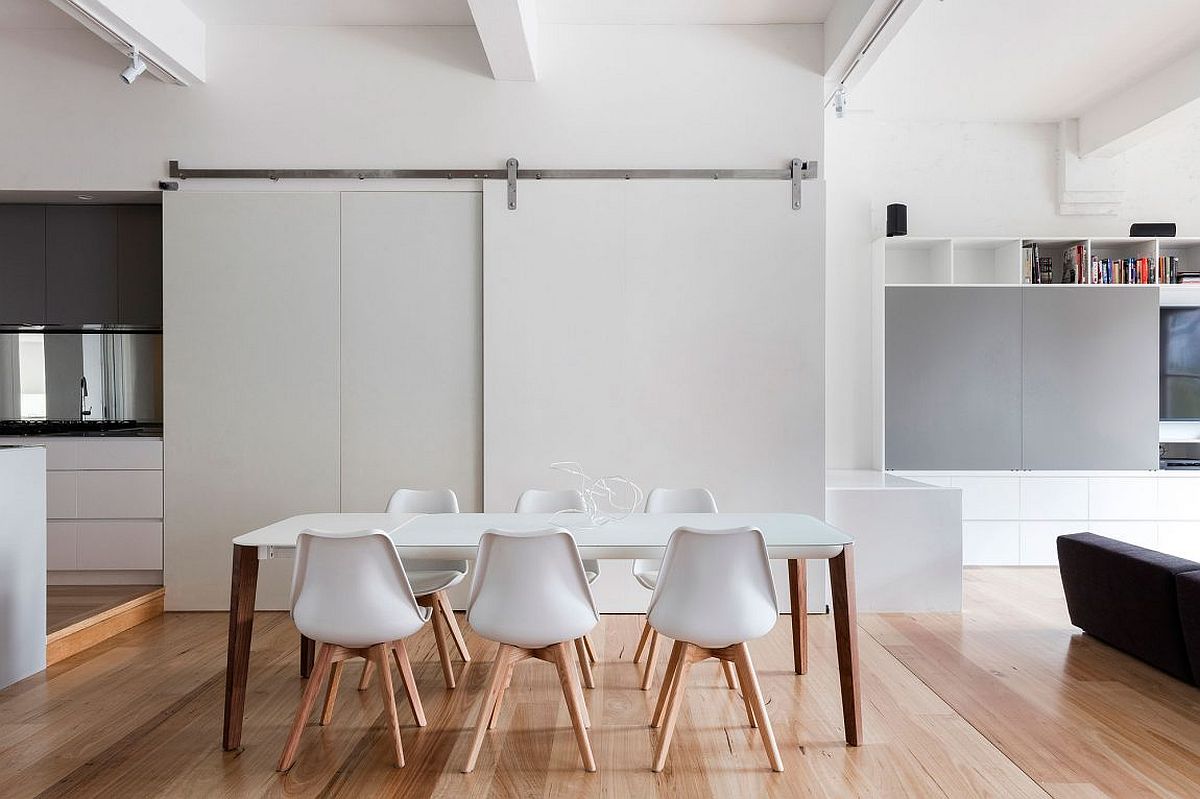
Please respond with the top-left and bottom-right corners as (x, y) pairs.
(0, 421), (163, 438)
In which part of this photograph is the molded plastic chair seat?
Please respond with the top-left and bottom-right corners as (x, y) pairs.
(406, 569), (467, 596)
(278, 529), (430, 772)
(462, 528), (599, 773)
(632, 488), (719, 691)
(515, 488), (602, 677)
(645, 525), (782, 772)
(371, 487), (472, 690)
(514, 488), (601, 585)
(633, 567), (659, 591)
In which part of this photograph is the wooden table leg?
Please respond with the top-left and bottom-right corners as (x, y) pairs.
(788, 558), (808, 675)
(223, 544), (260, 751)
(829, 545), (862, 746)
(300, 635), (315, 678)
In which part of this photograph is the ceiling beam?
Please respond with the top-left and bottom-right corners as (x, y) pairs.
(823, 0), (923, 100)
(1077, 48), (1200, 157)
(466, 0), (538, 82)
(46, 0), (205, 85)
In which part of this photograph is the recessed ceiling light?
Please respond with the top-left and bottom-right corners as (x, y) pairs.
(76, 195), (95, 200)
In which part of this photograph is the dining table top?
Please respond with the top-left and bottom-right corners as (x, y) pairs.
(233, 511), (852, 560)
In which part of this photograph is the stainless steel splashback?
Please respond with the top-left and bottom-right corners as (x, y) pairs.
(0, 332), (162, 422)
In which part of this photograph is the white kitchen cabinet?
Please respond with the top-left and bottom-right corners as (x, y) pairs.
(74, 439), (162, 470)
(956, 476), (1020, 520)
(1089, 478), (1157, 520)
(76, 521), (163, 570)
(46, 471), (77, 518)
(1020, 520), (1089, 565)
(1156, 478), (1200, 521)
(897, 470), (1200, 566)
(1020, 477), (1089, 520)
(76, 471), (163, 518)
(962, 521), (1020, 565)
(0, 436), (165, 577)
(46, 521), (77, 570)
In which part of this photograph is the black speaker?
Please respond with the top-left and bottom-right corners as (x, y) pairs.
(886, 204), (907, 237)
(1130, 223), (1176, 237)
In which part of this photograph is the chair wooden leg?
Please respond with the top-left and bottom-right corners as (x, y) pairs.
(428, 595), (457, 689)
(464, 644), (515, 773)
(391, 640), (426, 727)
(319, 660), (344, 726)
(372, 643), (405, 768)
(583, 634), (598, 664)
(553, 641), (597, 772)
(278, 643), (334, 772)
(488, 659), (516, 730)
(437, 592), (471, 662)
(734, 643), (782, 772)
(640, 629), (661, 690)
(721, 660), (739, 691)
(651, 640), (684, 728)
(652, 643), (694, 772)
(358, 659), (374, 691)
(633, 621), (652, 663)
(574, 637), (596, 689)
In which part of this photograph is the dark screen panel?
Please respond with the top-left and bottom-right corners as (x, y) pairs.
(1161, 307), (1200, 420)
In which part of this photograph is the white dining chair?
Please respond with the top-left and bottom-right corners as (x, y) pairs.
(462, 528), (599, 773)
(632, 487), (727, 691)
(357, 488), (470, 691)
(646, 526), (783, 773)
(515, 488), (600, 684)
(278, 530), (429, 772)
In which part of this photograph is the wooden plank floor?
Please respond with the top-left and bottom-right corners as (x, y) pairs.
(46, 585), (163, 634)
(0, 569), (1196, 798)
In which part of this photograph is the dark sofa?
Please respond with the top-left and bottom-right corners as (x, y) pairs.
(1057, 532), (1200, 684)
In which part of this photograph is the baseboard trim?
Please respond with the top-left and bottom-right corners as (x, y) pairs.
(46, 587), (166, 666)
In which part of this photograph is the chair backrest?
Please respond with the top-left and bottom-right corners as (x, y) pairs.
(647, 526), (778, 646)
(514, 488), (585, 514)
(291, 529), (427, 647)
(644, 487), (718, 514)
(386, 488), (460, 514)
(467, 527), (598, 647)
(386, 487), (464, 573)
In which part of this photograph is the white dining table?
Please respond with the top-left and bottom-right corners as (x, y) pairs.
(222, 511), (861, 751)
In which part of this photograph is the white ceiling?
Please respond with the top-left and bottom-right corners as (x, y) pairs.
(852, 0), (1200, 121)
(0, 0), (836, 28)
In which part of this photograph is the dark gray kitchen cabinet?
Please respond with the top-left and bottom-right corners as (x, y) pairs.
(885, 286), (1024, 470)
(0, 205), (47, 324)
(46, 206), (119, 325)
(118, 205), (163, 326)
(1021, 286), (1159, 469)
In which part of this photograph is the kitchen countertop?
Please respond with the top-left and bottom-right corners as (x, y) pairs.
(826, 469), (954, 490)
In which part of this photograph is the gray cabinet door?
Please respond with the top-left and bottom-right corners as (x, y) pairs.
(885, 286), (1023, 470)
(1021, 286), (1159, 469)
(0, 205), (47, 324)
(117, 205), (162, 326)
(46, 206), (119, 325)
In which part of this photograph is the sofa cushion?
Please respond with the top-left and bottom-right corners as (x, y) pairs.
(1177, 570), (1200, 685)
(1057, 533), (1199, 683)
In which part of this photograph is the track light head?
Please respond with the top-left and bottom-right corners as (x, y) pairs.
(833, 85), (848, 119)
(121, 49), (146, 84)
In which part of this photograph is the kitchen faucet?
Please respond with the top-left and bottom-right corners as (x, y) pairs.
(80, 376), (91, 420)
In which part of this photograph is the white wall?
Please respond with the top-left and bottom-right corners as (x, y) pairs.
(826, 114), (1200, 469)
(87, 21), (826, 610)
(0, 23), (823, 189)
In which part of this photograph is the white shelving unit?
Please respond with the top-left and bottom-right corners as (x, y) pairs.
(877, 235), (1200, 287)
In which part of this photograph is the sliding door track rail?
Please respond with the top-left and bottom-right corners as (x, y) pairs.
(166, 158), (819, 210)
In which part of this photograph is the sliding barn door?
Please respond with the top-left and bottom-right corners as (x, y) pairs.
(164, 193), (341, 610)
(339, 192), (483, 513)
(483, 180), (825, 610)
